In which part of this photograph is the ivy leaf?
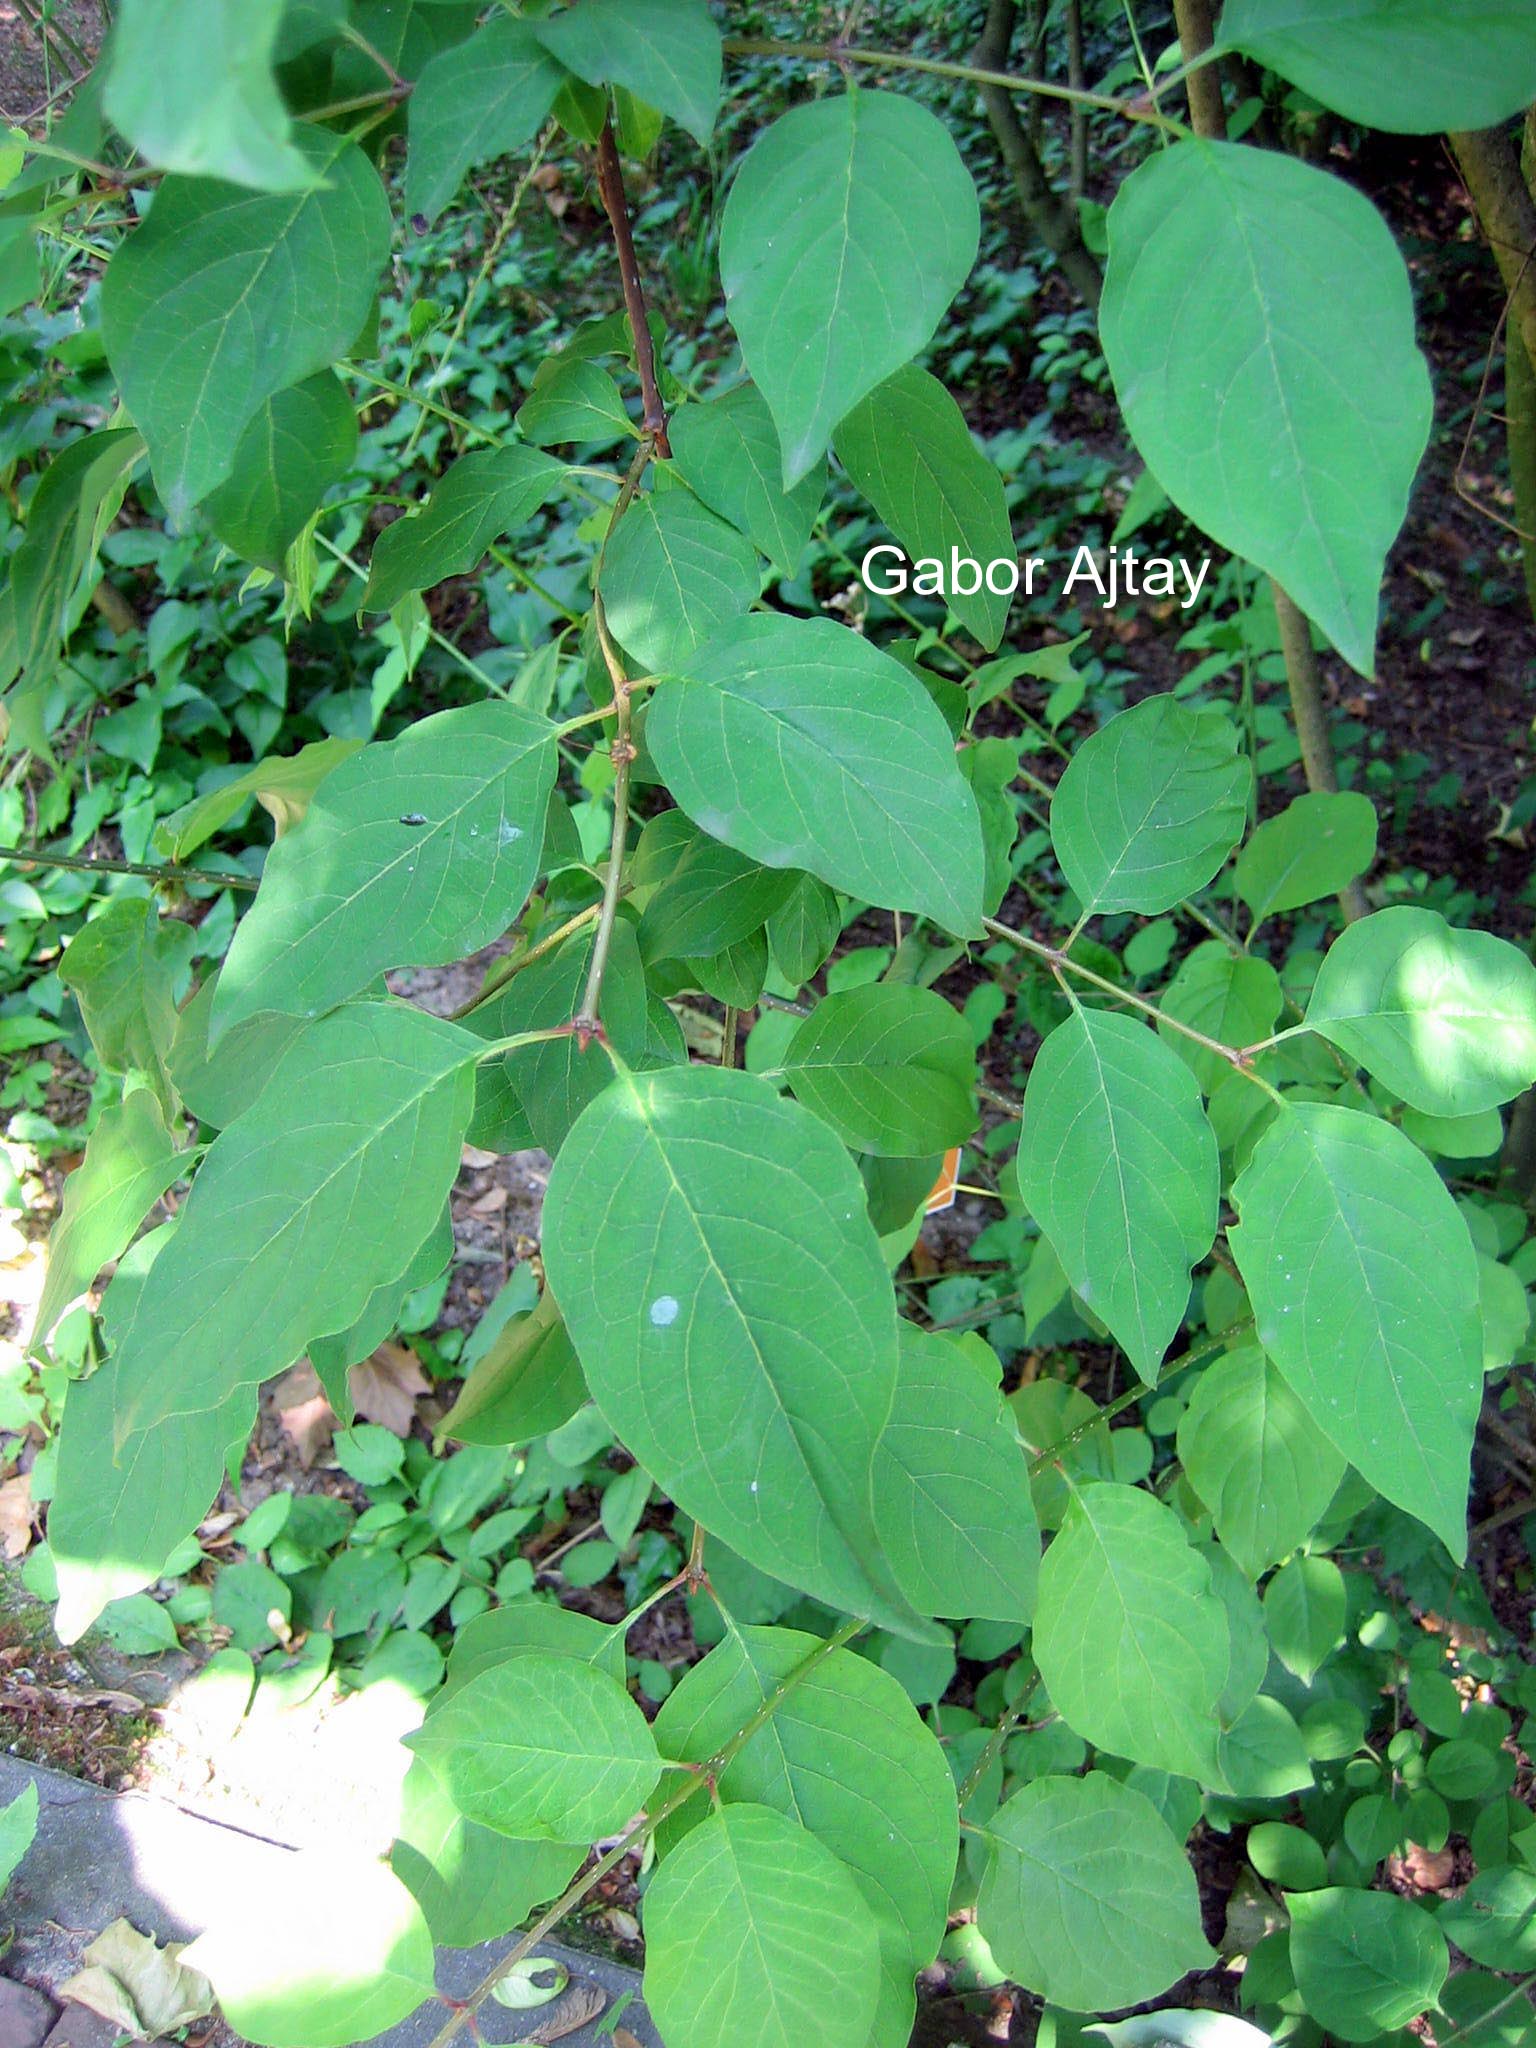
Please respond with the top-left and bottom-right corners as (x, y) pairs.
(1050, 694), (1251, 916)
(1305, 905), (1536, 1116)
(406, 14), (565, 226)
(601, 493), (760, 673)
(362, 447), (569, 612)
(1233, 790), (1379, 926)
(213, 703), (556, 1039)
(833, 366), (1014, 650)
(101, 133), (390, 522)
(542, 1065), (934, 1637)
(872, 1328), (1039, 1623)
(35, 1091), (186, 1352)
(202, 372), (357, 573)
(1229, 1102), (1482, 1557)
(1100, 141), (1431, 676)
(104, 0), (319, 192)
(1016, 1008), (1219, 1380)
(644, 1805), (884, 2048)
(1287, 1888), (1448, 2041)
(406, 1650), (659, 1841)
(1217, 0), (1536, 134)
(50, 1004), (480, 1640)
(977, 1772), (1212, 2011)
(532, 0), (722, 146)
(777, 985), (976, 1157)
(1033, 1482), (1230, 1781)
(651, 614), (985, 938)
(720, 93), (979, 486)
(1176, 1346), (1344, 1579)
(669, 383), (825, 577)
(1158, 944), (1283, 1095)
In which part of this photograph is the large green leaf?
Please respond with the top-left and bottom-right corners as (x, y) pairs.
(167, 978), (309, 1130)
(977, 1772), (1212, 2011)
(104, 0), (318, 191)
(35, 1091), (187, 1351)
(362, 447), (569, 612)
(406, 1650), (659, 1841)
(1305, 905), (1536, 1116)
(154, 736), (360, 863)
(1287, 1888), (1448, 2042)
(1158, 943), (1283, 1095)
(406, 14), (565, 224)
(308, 1209), (454, 1417)
(5, 428), (144, 684)
(1262, 1553), (1345, 1683)
(542, 1065), (930, 1636)
(669, 383), (825, 577)
(1033, 1482), (1230, 1780)
(50, 1003), (479, 1639)
(1176, 1345), (1344, 1579)
(1217, 0), (1536, 134)
(643, 1804), (883, 2048)
(531, 0), (722, 146)
(834, 366), (1014, 649)
(202, 372), (357, 572)
(1050, 694), (1250, 916)
(1016, 1008), (1219, 1379)
(777, 985), (975, 1157)
(635, 813), (798, 965)
(1437, 1868), (1536, 1972)
(213, 703), (556, 1038)
(1229, 1101), (1482, 1557)
(650, 614), (985, 938)
(872, 1328), (1038, 1623)
(1100, 140), (1430, 676)
(438, 1286), (586, 1447)
(1233, 790), (1378, 926)
(719, 92), (979, 486)
(60, 896), (180, 1102)
(101, 133), (390, 522)
(602, 492), (760, 673)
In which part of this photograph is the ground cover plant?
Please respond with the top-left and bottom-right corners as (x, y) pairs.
(3, 3), (1536, 2047)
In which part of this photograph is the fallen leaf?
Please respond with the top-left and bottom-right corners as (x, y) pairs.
(462, 1144), (500, 1169)
(526, 1979), (606, 2043)
(1390, 1843), (1457, 1892)
(349, 1341), (429, 1436)
(1221, 1868), (1287, 1957)
(469, 1184), (509, 1216)
(60, 1919), (215, 2039)
(613, 2031), (643, 2048)
(0, 1472), (34, 1558)
(274, 1362), (334, 1468)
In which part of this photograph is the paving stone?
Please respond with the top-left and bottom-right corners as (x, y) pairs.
(0, 1976), (58, 2048)
(39, 2005), (141, 2048)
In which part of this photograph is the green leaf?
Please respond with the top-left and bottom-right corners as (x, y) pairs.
(651, 614), (985, 938)
(1218, 0), (1536, 134)
(60, 896), (180, 1098)
(1438, 1867), (1536, 1971)
(213, 703), (556, 1038)
(1100, 141), (1431, 676)
(1217, 1695), (1313, 1799)
(0, 1782), (38, 1892)
(635, 813), (798, 965)
(1228, 1102), (1482, 1557)
(766, 874), (842, 987)
(439, 1287), (586, 1446)
(1234, 790), (1379, 926)
(155, 736), (360, 863)
(202, 372), (357, 573)
(5, 428), (144, 683)
(720, 92), (979, 487)
(532, 0), (722, 146)
(1287, 1888), (1448, 2042)
(1050, 694), (1251, 916)
(542, 1064), (931, 1637)
(101, 133), (390, 523)
(1305, 905), (1536, 1116)
(644, 1804), (884, 2048)
(406, 14), (565, 225)
(1176, 1345), (1344, 1579)
(167, 980), (308, 1131)
(977, 1772), (1212, 2011)
(872, 1327), (1039, 1623)
(1033, 1482), (1230, 1780)
(669, 383), (825, 578)
(309, 1209), (454, 1416)
(35, 1091), (186, 1350)
(405, 1650), (659, 1841)
(1262, 1554), (1345, 1682)
(602, 492), (760, 672)
(104, 0), (318, 191)
(1158, 944), (1283, 1095)
(833, 366), (1014, 650)
(185, 1858), (435, 2048)
(1016, 1008), (1219, 1379)
(778, 985), (976, 1157)
(362, 446), (569, 612)
(960, 736), (1022, 917)
(50, 1004), (479, 1640)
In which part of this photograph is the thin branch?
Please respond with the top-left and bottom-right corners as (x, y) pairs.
(0, 845), (255, 890)
(596, 119), (671, 454)
(449, 903), (602, 1021)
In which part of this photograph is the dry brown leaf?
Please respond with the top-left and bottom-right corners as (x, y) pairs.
(525, 1980), (606, 2043)
(349, 1341), (430, 1436)
(469, 1184), (509, 1216)
(1390, 1843), (1457, 1892)
(462, 1144), (500, 1169)
(614, 2031), (643, 2048)
(0, 1471), (34, 1558)
(275, 1362), (334, 1468)
(60, 1919), (215, 2039)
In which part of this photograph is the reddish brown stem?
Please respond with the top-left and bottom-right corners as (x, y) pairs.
(596, 120), (670, 456)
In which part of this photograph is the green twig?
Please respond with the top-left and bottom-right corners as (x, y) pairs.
(0, 844), (255, 891)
